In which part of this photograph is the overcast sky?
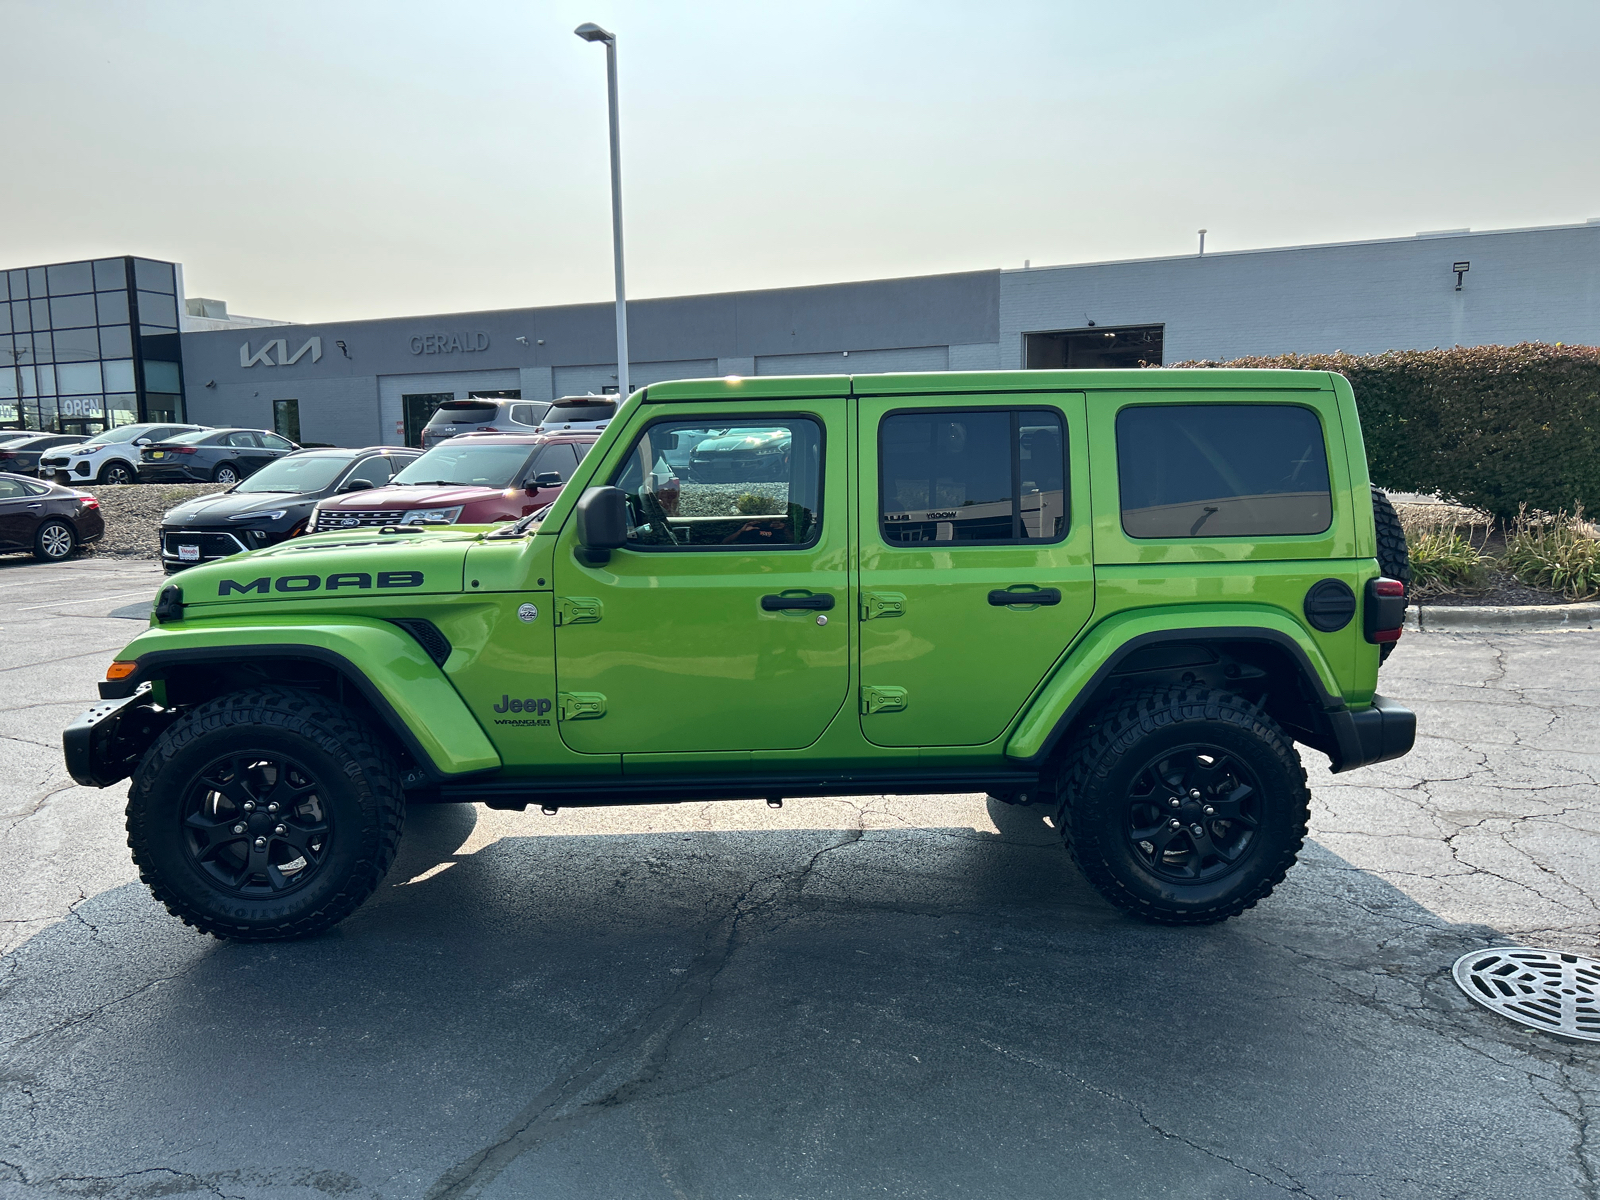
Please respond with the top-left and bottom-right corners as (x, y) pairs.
(5, 0), (1597, 322)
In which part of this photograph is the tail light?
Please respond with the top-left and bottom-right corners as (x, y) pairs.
(1364, 577), (1406, 644)
(77, 496), (100, 511)
(169, 446), (198, 455)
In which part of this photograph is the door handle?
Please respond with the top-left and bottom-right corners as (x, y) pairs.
(988, 588), (1062, 607)
(761, 593), (836, 612)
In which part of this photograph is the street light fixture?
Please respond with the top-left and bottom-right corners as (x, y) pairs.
(575, 21), (631, 398)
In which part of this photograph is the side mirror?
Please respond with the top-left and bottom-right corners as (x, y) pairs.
(574, 486), (628, 565)
(340, 478), (377, 492)
(134, 438), (151, 446)
(528, 471), (563, 492)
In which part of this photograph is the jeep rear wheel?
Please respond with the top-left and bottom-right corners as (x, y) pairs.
(126, 687), (404, 941)
(1058, 687), (1309, 925)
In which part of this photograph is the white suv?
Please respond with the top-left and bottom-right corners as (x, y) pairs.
(41, 422), (206, 486)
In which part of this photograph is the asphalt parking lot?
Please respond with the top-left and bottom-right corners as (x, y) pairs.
(1, 553), (1597, 1199)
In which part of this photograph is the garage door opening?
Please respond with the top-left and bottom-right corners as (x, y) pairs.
(1025, 325), (1164, 369)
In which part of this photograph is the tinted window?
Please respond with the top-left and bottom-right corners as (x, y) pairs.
(879, 409), (1067, 544)
(259, 433), (295, 451)
(613, 418), (823, 549)
(545, 401), (616, 424)
(49, 294), (96, 328)
(343, 456), (396, 488)
(530, 442), (580, 483)
(46, 262), (94, 295)
(1116, 404), (1331, 538)
(509, 402), (549, 427)
(392, 442), (535, 488)
(165, 430), (218, 446)
(0, 479), (28, 499)
(224, 431), (259, 448)
(427, 403), (496, 426)
(95, 290), (129, 325)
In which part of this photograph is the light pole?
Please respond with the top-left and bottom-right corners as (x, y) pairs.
(575, 21), (630, 398)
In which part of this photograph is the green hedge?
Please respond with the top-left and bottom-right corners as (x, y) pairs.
(1161, 343), (1600, 520)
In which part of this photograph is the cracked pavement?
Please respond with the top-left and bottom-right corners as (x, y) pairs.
(1, 553), (1596, 1198)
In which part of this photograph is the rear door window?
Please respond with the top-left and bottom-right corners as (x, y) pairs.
(878, 409), (1067, 544)
(1115, 404), (1331, 538)
(224, 431), (259, 448)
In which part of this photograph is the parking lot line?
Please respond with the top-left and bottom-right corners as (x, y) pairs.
(16, 589), (155, 612)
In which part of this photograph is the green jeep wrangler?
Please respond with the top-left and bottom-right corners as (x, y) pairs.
(65, 370), (1415, 941)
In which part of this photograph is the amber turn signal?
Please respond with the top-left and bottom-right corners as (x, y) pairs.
(105, 661), (138, 681)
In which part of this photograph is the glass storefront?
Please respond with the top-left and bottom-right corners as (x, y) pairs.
(0, 255), (186, 432)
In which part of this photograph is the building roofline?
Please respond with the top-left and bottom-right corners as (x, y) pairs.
(1003, 218), (1600, 276)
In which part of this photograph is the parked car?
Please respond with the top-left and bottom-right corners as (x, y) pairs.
(139, 428), (300, 485)
(420, 398), (552, 450)
(533, 395), (617, 434)
(0, 472), (104, 561)
(158, 445), (423, 573)
(71, 369), (1416, 942)
(0, 431), (40, 446)
(0, 434), (89, 478)
(41, 422), (206, 486)
(312, 432), (596, 531)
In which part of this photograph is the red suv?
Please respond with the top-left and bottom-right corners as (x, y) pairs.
(311, 432), (597, 532)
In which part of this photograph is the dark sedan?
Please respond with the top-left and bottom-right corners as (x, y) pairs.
(0, 434), (89, 478)
(139, 428), (300, 485)
(158, 445), (421, 572)
(0, 472), (104, 561)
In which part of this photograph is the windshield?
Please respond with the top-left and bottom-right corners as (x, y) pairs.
(391, 442), (535, 488)
(235, 453), (355, 494)
(545, 402), (615, 423)
(164, 429), (217, 446)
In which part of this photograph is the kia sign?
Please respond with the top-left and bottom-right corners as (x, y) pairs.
(239, 337), (323, 368)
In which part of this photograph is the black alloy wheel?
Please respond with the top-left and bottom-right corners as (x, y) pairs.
(1058, 686), (1309, 925)
(99, 460), (135, 485)
(33, 519), (75, 562)
(1124, 745), (1261, 884)
(127, 686), (405, 940)
(180, 753), (334, 897)
(214, 463), (241, 485)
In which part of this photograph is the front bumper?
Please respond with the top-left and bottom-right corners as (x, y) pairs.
(159, 525), (293, 570)
(1327, 694), (1416, 773)
(63, 690), (177, 788)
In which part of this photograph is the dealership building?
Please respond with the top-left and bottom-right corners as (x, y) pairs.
(5, 219), (1598, 445)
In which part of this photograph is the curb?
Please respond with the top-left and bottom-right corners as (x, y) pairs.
(1406, 602), (1600, 633)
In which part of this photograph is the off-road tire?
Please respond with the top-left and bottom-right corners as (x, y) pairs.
(98, 460), (136, 486)
(213, 463), (241, 486)
(126, 686), (404, 941)
(33, 519), (76, 561)
(1371, 486), (1411, 663)
(1057, 686), (1309, 925)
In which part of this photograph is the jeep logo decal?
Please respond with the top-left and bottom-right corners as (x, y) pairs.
(494, 696), (552, 715)
(217, 570), (424, 596)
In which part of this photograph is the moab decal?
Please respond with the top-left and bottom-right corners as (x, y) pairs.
(216, 570), (424, 596)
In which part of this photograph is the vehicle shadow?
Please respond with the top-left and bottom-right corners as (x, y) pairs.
(0, 804), (1592, 1200)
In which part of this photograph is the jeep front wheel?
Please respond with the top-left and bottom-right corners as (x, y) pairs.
(126, 687), (404, 941)
(1059, 687), (1309, 925)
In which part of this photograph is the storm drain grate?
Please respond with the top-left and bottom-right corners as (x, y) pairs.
(1452, 947), (1600, 1041)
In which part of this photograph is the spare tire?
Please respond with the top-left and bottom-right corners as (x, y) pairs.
(1370, 486), (1411, 663)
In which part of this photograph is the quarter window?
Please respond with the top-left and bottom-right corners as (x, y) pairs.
(1115, 403), (1332, 538)
(612, 418), (823, 549)
(878, 409), (1067, 544)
